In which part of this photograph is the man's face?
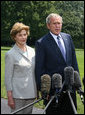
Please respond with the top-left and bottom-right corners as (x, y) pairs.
(47, 16), (62, 35)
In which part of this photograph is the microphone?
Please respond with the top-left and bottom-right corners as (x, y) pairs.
(52, 73), (62, 89)
(64, 66), (74, 92)
(74, 71), (82, 90)
(64, 67), (78, 114)
(41, 74), (51, 99)
(52, 73), (62, 103)
(74, 71), (84, 104)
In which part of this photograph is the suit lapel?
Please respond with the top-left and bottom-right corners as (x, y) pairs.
(48, 33), (66, 62)
(48, 33), (60, 53)
(14, 44), (31, 62)
(26, 46), (33, 62)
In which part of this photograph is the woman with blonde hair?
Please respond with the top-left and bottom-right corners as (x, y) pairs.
(5, 22), (37, 114)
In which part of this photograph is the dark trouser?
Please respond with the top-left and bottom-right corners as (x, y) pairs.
(44, 92), (77, 114)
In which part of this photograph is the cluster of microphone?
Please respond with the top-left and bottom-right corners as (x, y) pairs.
(41, 66), (84, 104)
(11, 66), (84, 114)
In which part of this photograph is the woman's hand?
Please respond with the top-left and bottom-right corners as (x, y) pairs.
(7, 91), (15, 109)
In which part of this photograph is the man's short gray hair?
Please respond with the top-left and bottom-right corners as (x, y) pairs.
(46, 13), (63, 24)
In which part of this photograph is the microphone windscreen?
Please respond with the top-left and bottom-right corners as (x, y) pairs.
(64, 66), (74, 86)
(41, 74), (51, 94)
(52, 73), (62, 89)
(74, 71), (82, 89)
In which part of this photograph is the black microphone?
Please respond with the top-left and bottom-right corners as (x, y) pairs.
(41, 74), (51, 99)
(52, 73), (62, 103)
(64, 67), (78, 114)
(74, 71), (84, 104)
(64, 66), (74, 92)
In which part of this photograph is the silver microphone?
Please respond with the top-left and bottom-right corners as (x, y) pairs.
(52, 73), (62, 103)
(64, 66), (74, 91)
(74, 71), (82, 89)
(52, 73), (62, 89)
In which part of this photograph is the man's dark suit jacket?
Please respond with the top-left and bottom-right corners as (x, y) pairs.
(35, 32), (79, 113)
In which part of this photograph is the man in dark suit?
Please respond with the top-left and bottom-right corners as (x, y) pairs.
(35, 13), (79, 114)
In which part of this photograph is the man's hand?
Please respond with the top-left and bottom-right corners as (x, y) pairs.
(46, 94), (50, 100)
(41, 91), (50, 100)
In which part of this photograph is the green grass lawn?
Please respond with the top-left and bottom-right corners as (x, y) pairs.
(1, 46), (84, 114)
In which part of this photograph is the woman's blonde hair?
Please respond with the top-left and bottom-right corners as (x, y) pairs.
(10, 22), (30, 41)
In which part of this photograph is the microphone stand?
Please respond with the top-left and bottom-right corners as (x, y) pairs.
(10, 98), (42, 114)
(57, 81), (65, 95)
(42, 95), (55, 114)
(65, 84), (78, 114)
(67, 91), (77, 114)
(42, 81), (66, 114)
(56, 79), (78, 114)
(42, 81), (78, 114)
(55, 81), (77, 114)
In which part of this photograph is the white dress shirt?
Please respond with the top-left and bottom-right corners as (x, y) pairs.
(50, 31), (66, 58)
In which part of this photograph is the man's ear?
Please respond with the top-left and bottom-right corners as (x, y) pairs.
(46, 23), (50, 30)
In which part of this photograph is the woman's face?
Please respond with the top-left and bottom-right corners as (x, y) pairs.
(14, 29), (28, 46)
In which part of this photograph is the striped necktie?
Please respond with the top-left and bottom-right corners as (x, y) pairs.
(57, 36), (66, 61)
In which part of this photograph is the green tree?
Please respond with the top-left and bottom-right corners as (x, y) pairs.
(1, 1), (84, 48)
